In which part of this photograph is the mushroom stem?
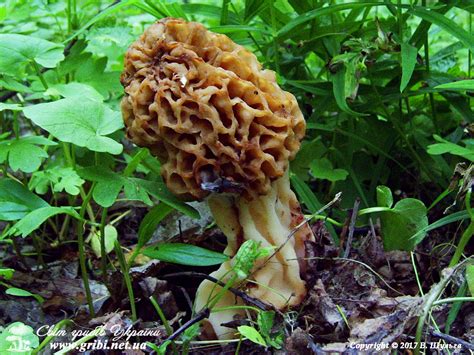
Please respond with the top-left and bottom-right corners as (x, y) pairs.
(195, 170), (315, 339)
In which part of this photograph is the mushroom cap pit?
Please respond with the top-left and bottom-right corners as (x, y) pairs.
(121, 18), (306, 200)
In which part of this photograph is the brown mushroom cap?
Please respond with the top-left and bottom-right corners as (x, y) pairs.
(121, 18), (305, 200)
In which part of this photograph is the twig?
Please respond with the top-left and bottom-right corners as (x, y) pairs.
(161, 272), (272, 311)
(429, 329), (474, 350)
(160, 307), (210, 344)
(343, 198), (360, 258)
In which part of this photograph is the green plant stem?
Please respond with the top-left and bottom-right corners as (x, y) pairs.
(114, 240), (137, 321)
(99, 207), (108, 281)
(31, 62), (48, 90)
(32, 319), (73, 354)
(414, 261), (469, 355)
(77, 183), (96, 317)
(449, 189), (474, 267)
(433, 297), (474, 306)
(32, 233), (46, 269)
(150, 296), (173, 335)
(12, 237), (30, 271)
(448, 220), (474, 267)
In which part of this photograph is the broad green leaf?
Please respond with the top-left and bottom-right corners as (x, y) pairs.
(467, 265), (474, 297)
(380, 199), (428, 251)
(427, 137), (474, 161)
(0, 268), (14, 280)
(0, 136), (56, 173)
(409, 7), (474, 53)
(90, 224), (118, 258)
(376, 186), (393, 208)
(237, 325), (267, 347)
(0, 34), (64, 75)
(23, 96), (123, 155)
(435, 80), (474, 91)
(142, 243), (228, 266)
(94, 180), (123, 208)
(0, 179), (48, 221)
(5, 287), (44, 303)
(400, 42), (418, 92)
(0, 322), (39, 354)
(310, 158), (348, 182)
(45, 82), (104, 101)
(137, 203), (174, 249)
(8, 207), (80, 237)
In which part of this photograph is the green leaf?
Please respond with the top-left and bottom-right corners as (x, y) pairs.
(376, 185), (393, 208)
(23, 96), (123, 155)
(90, 224), (118, 258)
(331, 68), (364, 116)
(5, 287), (44, 303)
(135, 179), (200, 219)
(8, 206), (80, 237)
(142, 243), (228, 266)
(427, 136), (474, 161)
(137, 204), (174, 250)
(410, 210), (469, 244)
(0, 34), (64, 75)
(290, 173), (322, 213)
(45, 82), (104, 101)
(0, 322), (39, 354)
(310, 158), (348, 182)
(409, 7), (474, 53)
(435, 80), (474, 91)
(0, 179), (48, 221)
(400, 42), (418, 92)
(467, 265), (474, 297)
(277, 2), (382, 39)
(380, 198), (428, 251)
(237, 325), (267, 347)
(0, 136), (56, 173)
(0, 268), (14, 280)
(0, 103), (23, 112)
(29, 167), (85, 196)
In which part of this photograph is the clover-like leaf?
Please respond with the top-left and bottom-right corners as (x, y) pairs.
(23, 96), (123, 155)
(0, 34), (64, 75)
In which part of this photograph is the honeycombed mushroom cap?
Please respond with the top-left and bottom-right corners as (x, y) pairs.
(121, 18), (306, 200)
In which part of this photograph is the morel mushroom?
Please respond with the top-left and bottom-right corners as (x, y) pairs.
(121, 18), (315, 339)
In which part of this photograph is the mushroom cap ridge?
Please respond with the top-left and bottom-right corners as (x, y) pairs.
(121, 18), (306, 200)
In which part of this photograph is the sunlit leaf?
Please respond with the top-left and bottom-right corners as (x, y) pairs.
(0, 34), (64, 75)
(400, 42), (418, 92)
(23, 96), (123, 155)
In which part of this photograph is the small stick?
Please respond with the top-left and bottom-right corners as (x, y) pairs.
(429, 329), (474, 350)
(343, 198), (360, 258)
(159, 307), (210, 344)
